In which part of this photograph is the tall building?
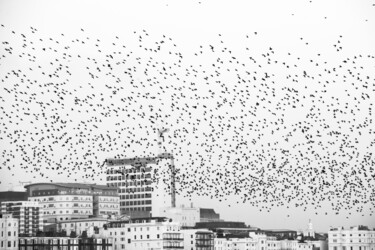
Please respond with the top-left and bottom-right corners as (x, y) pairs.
(25, 183), (120, 222)
(0, 213), (19, 250)
(106, 156), (174, 218)
(1, 201), (43, 237)
(328, 226), (375, 250)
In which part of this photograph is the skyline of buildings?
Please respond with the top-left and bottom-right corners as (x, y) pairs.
(24, 183), (120, 222)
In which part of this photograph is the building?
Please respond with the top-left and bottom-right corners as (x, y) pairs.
(195, 221), (252, 236)
(19, 237), (113, 250)
(0, 213), (18, 250)
(160, 205), (221, 228)
(200, 208), (221, 223)
(0, 191), (27, 207)
(106, 156), (174, 218)
(328, 226), (375, 250)
(214, 232), (282, 250)
(1, 201), (43, 237)
(58, 217), (109, 237)
(280, 239), (313, 250)
(101, 216), (182, 250)
(305, 239), (328, 250)
(25, 183), (120, 222)
(263, 229), (298, 240)
(181, 229), (214, 250)
(160, 206), (200, 227)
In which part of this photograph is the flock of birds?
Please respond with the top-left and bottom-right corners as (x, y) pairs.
(0, 24), (374, 217)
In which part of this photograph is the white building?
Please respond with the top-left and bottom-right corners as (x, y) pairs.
(58, 217), (109, 237)
(215, 237), (259, 250)
(1, 201), (43, 236)
(280, 240), (313, 250)
(0, 213), (18, 250)
(328, 226), (375, 250)
(99, 217), (183, 250)
(160, 206), (200, 227)
(213, 232), (311, 250)
(181, 229), (214, 250)
(306, 240), (328, 250)
(106, 157), (173, 218)
(25, 183), (120, 222)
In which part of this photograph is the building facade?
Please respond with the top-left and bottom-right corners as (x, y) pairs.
(160, 206), (222, 227)
(25, 183), (120, 222)
(160, 206), (200, 227)
(106, 157), (173, 218)
(0, 213), (19, 250)
(57, 217), (109, 237)
(328, 226), (375, 250)
(100, 217), (182, 250)
(1, 201), (43, 237)
(0, 191), (27, 207)
(19, 237), (113, 250)
(181, 229), (214, 250)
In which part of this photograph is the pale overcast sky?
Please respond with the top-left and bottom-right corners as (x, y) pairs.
(0, 0), (374, 232)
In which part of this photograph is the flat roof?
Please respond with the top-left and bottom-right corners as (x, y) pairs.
(24, 183), (117, 191)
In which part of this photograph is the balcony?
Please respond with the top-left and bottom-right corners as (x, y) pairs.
(163, 238), (184, 241)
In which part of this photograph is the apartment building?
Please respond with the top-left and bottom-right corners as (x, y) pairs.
(181, 229), (214, 250)
(106, 157), (173, 218)
(19, 237), (113, 250)
(58, 217), (109, 237)
(1, 201), (43, 236)
(25, 183), (119, 222)
(0, 214), (18, 250)
(328, 226), (375, 250)
(100, 216), (182, 250)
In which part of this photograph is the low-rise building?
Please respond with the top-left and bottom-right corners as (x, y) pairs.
(328, 226), (375, 250)
(160, 206), (200, 227)
(280, 239), (314, 250)
(101, 217), (182, 250)
(1, 201), (43, 236)
(57, 217), (109, 237)
(19, 237), (113, 250)
(181, 229), (214, 250)
(0, 213), (18, 250)
(160, 205), (222, 228)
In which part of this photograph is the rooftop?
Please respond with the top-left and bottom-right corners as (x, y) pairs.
(24, 182), (117, 191)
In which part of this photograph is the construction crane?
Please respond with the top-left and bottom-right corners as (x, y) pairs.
(105, 127), (176, 208)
